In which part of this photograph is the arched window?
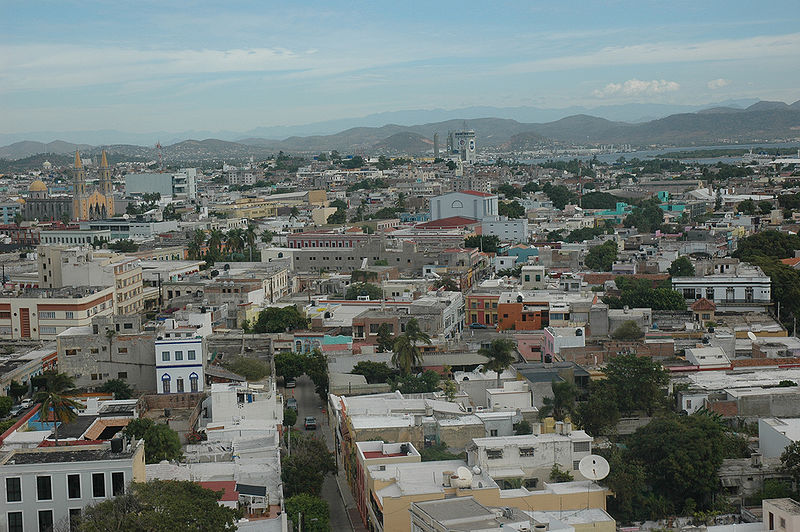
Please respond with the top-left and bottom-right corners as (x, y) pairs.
(189, 372), (199, 393)
(451, 200), (464, 209)
(161, 373), (171, 394)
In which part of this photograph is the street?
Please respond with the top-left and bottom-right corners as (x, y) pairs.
(287, 376), (354, 532)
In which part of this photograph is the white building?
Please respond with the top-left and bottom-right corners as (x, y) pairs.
(521, 265), (546, 290)
(125, 170), (197, 200)
(429, 191), (498, 221)
(685, 346), (731, 369)
(0, 440), (145, 532)
(759, 418), (800, 458)
(154, 314), (210, 394)
(202, 382), (284, 441)
(485, 381), (534, 413)
(482, 217), (529, 243)
(671, 264), (771, 312)
(542, 327), (585, 361)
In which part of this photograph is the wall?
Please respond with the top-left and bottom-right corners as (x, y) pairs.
(759, 419), (795, 458)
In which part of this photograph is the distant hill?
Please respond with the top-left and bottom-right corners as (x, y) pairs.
(0, 140), (92, 159)
(372, 132), (432, 154)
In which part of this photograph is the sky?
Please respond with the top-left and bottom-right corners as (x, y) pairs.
(1, 0), (799, 135)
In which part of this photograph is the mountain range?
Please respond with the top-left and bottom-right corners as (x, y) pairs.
(1, 100), (799, 162)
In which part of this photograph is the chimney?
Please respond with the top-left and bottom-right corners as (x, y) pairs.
(564, 422), (572, 434)
(751, 452), (762, 468)
(555, 421), (564, 434)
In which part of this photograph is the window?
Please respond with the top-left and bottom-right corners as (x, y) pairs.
(92, 473), (106, 498)
(174, 350), (183, 361)
(38, 510), (53, 532)
(65, 311), (74, 319)
(69, 509), (81, 529)
(188, 350), (196, 360)
(573, 441), (590, 453)
(161, 351), (170, 361)
(519, 447), (535, 457)
(123, 322), (133, 329)
(486, 449), (503, 459)
(67, 474), (81, 499)
(118, 372), (128, 379)
(36, 476), (52, 501)
(39, 311), (56, 319)
(6, 477), (21, 502)
(162, 375), (171, 394)
(112, 472), (125, 496)
(369, 323), (380, 334)
(573, 460), (581, 470)
(490, 429), (498, 437)
(7, 512), (22, 532)
(190, 373), (199, 393)
(118, 347), (128, 354)
(176, 378), (184, 393)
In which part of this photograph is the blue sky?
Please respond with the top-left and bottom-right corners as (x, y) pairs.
(2, 0), (799, 134)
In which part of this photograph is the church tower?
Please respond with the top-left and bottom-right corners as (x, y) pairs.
(72, 150), (87, 220)
(98, 150), (115, 217)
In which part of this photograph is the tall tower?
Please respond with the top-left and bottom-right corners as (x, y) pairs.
(98, 150), (113, 196)
(72, 150), (86, 220)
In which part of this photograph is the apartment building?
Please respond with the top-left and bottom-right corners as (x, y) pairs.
(155, 315), (210, 394)
(0, 286), (114, 340)
(0, 440), (145, 532)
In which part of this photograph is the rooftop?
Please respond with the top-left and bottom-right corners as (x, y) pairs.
(0, 440), (140, 465)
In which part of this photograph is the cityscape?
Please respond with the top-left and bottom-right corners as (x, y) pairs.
(2, 2), (800, 532)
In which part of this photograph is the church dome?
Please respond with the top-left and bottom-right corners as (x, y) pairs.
(29, 180), (48, 192)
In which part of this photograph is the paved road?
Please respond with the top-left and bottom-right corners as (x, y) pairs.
(287, 376), (353, 532)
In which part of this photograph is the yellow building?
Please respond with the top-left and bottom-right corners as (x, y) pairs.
(215, 198), (279, 219)
(72, 150), (115, 220)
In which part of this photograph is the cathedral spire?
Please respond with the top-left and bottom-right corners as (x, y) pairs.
(74, 150), (83, 169)
(100, 150), (109, 168)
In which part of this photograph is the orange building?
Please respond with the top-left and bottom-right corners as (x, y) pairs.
(497, 297), (550, 331)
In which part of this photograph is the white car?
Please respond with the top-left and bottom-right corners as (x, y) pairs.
(19, 399), (32, 409)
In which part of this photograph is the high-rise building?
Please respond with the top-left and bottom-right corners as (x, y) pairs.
(453, 129), (477, 164)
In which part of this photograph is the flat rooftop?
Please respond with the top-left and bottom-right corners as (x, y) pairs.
(0, 442), (138, 465)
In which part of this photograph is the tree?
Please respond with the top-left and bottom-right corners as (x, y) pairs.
(668, 256), (695, 277)
(34, 371), (82, 446)
(565, 226), (605, 243)
(327, 207), (346, 224)
(715, 189), (723, 211)
(498, 200), (526, 219)
(352, 361), (395, 384)
(222, 356), (270, 381)
(0, 396), (12, 418)
(539, 380), (576, 421)
(575, 380), (620, 436)
(780, 441), (800, 489)
(8, 380), (26, 402)
(281, 432), (337, 497)
(391, 335), (423, 375)
(342, 155), (365, 169)
(433, 276), (459, 292)
(106, 239), (139, 252)
(611, 320), (644, 340)
(542, 183), (576, 210)
(497, 183), (522, 198)
(344, 282), (383, 300)
(737, 199), (757, 215)
(514, 420), (532, 435)
(759, 200), (774, 215)
(375, 324), (395, 353)
(605, 353), (668, 416)
(549, 464), (574, 482)
(226, 228), (245, 254)
(464, 235), (500, 253)
(389, 370), (441, 393)
(100, 379), (133, 399)
(289, 206), (300, 219)
(733, 230), (800, 260)
(283, 408), (298, 428)
(260, 229), (275, 244)
(522, 181), (540, 193)
(188, 229), (206, 260)
(580, 191), (622, 210)
(478, 338), (517, 387)
(251, 306), (308, 333)
(404, 318), (431, 345)
(244, 223), (257, 261)
(585, 241), (617, 271)
(76, 480), (241, 532)
(14, 212), (23, 226)
(207, 229), (225, 260)
(274, 352), (306, 382)
(624, 200), (664, 233)
(420, 442), (464, 462)
(304, 349), (329, 402)
(595, 446), (650, 522)
(285, 493), (329, 532)
(124, 418), (182, 464)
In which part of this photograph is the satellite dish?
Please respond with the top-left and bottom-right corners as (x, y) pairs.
(747, 331), (758, 342)
(578, 455), (610, 481)
(456, 466), (474, 483)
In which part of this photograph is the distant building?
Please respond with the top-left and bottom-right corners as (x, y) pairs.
(125, 169), (197, 200)
(429, 191), (498, 221)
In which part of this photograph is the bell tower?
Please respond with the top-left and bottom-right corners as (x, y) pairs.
(72, 150), (87, 220)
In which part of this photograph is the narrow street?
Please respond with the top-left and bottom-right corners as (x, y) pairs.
(288, 376), (354, 531)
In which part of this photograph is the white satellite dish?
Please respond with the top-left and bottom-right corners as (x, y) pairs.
(456, 466), (474, 482)
(578, 455), (610, 481)
(747, 331), (758, 342)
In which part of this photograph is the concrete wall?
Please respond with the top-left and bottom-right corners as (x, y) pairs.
(759, 419), (794, 458)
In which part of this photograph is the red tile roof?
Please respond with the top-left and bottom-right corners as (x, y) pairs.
(461, 190), (495, 197)
(781, 257), (800, 267)
(415, 216), (479, 229)
(198, 481), (239, 502)
(690, 298), (717, 311)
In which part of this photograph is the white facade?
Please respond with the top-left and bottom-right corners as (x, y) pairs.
(685, 346), (731, 369)
(429, 191), (498, 221)
(672, 267), (771, 311)
(521, 265), (546, 290)
(494, 255), (517, 273)
(155, 335), (204, 394)
(543, 327), (586, 361)
(485, 381), (534, 412)
(759, 418), (800, 458)
(204, 382), (284, 440)
(482, 217), (529, 243)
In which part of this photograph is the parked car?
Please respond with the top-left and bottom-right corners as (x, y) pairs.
(19, 399), (32, 409)
(9, 405), (23, 417)
(469, 322), (487, 329)
(286, 398), (298, 411)
(304, 416), (317, 430)
(285, 379), (296, 389)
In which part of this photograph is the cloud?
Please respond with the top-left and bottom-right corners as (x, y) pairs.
(707, 78), (730, 89)
(593, 79), (680, 97)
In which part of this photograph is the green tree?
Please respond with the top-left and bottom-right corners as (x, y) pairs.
(604, 353), (668, 416)
(464, 235), (501, 253)
(285, 493), (329, 532)
(668, 256), (695, 277)
(327, 207), (346, 224)
(420, 442), (464, 462)
(34, 371), (82, 446)
(99, 379), (134, 399)
(352, 361), (395, 384)
(539, 380), (576, 421)
(344, 282), (383, 300)
(389, 370), (441, 393)
(595, 446), (650, 522)
(733, 230), (800, 260)
(226, 228), (245, 254)
(0, 396), (12, 417)
(260, 229), (275, 244)
(244, 223), (258, 261)
(222, 356), (270, 381)
(522, 181), (540, 193)
(124, 418), (182, 464)
(76, 480), (241, 532)
(274, 352), (306, 382)
(283, 408), (298, 427)
(188, 229), (206, 260)
(375, 323), (395, 353)
(759, 200), (774, 215)
(433, 276), (459, 291)
(106, 239), (139, 252)
(514, 420), (533, 435)
(207, 229), (225, 260)
(281, 431), (337, 497)
(342, 155), (365, 169)
(585, 240), (618, 271)
(580, 191), (623, 210)
(575, 380), (620, 436)
(478, 338), (517, 387)
(391, 318), (430, 375)
(542, 183), (576, 210)
(497, 183), (522, 198)
(780, 441), (800, 489)
(304, 348), (329, 402)
(549, 464), (574, 482)
(565, 226), (605, 243)
(624, 199), (664, 233)
(611, 320), (644, 340)
(737, 199), (757, 215)
(498, 200), (526, 219)
(251, 306), (309, 333)
(715, 189), (723, 211)
(8, 380), (26, 402)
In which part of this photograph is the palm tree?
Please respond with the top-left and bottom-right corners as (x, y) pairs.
(289, 206), (300, 220)
(188, 229), (206, 260)
(392, 334), (423, 375)
(244, 223), (257, 261)
(34, 372), (82, 446)
(538, 380), (577, 422)
(260, 230), (274, 245)
(208, 229), (225, 259)
(479, 338), (518, 388)
(226, 228), (245, 255)
(404, 318), (431, 345)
